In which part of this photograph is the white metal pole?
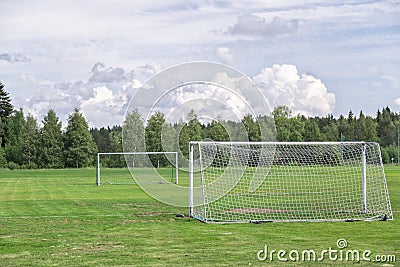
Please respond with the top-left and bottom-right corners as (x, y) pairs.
(189, 143), (194, 217)
(96, 153), (100, 186)
(198, 144), (207, 221)
(188, 141), (366, 145)
(175, 152), (179, 184)
(362, 144), (367, 213)
(397, 125), (400, 165)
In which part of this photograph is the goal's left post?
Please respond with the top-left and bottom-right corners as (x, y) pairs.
(96, 153), (100, 186)
(97, 152), (128, 185)
(189, 142), (194, 218)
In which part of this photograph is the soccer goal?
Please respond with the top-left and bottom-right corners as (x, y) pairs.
(189, 141), (393, 223)
(96, 152), (178, 185)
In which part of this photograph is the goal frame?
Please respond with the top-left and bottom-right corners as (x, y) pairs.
(96, 152), (179, 185)
(188, 141), (392, 223)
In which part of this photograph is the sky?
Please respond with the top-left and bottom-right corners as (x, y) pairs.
(0, 0), (399, 128)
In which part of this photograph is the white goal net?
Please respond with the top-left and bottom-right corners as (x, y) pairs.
(97, 152), (178, 185)
(189, 141), (392, 223)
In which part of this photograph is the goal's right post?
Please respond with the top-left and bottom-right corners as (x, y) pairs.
(188, 141), (393, 223)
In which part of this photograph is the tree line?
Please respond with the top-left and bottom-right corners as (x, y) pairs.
(118, 106), (400, 165)
(1, 82), (399, 168)
(0, 82), (97, 168)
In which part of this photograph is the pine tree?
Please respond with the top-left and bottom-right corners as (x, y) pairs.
(0, 138), (6, 167)
(0, 82), (14, 146)
(346, 110), (356, 140)
(322, 123), (339, 141)
(110, 126), (123, 152)
(338, 115), (349, 141)
(161, 123), (178, 153)
(0, 82), (13, 121)
(41, 109), (64, 168)
(257, 115), (276, 141)
(355, 111), (368, 141)
(178, 110), (202, 159)
(288, 115), (304, 141)
(241, 114), (261, 141)
(5, 109), (25, 165)
(91, 127), (112, 153)
(365, 116), (379, 142)
(64, 108), (97, 168)
(145, 111), (169, 166)
(273, 106), (291, 141)
(207, 120), (229, 141)
(377, 107), (395, 146)
(304, 120), (323, 141)
(21, 115), (40, 168)
(122, 109), (145, 152)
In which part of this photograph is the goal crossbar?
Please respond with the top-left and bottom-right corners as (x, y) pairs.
(189, 141), (368, 145)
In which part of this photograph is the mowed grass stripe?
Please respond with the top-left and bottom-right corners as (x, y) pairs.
(0, 167), (398, 266)
(0, 169), (156, 218)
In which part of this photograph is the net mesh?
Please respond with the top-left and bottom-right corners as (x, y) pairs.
(190, 142), (392, 223)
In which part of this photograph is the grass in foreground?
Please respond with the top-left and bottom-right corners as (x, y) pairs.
(0, 167), (399, 266)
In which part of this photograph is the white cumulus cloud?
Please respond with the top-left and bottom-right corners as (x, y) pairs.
(217, 47), (233, 63)
(17, 62), (143, 128)
(149, 82), (253, 124)
(0, 52), (31, 63)
(228, 15), (298, 38)
(253, 64), (335, 117)
(89, 62), (126, 83)
(16, 62), (335, 127)
(381, 75), (399, 89)
(80, 86), (127, 127)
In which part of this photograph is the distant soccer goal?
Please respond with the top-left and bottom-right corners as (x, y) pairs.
(96, 152), (178, 185)
(189, 141), (393, 223)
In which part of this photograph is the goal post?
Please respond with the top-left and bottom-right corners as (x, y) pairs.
(189, 141), (393, 223)
(97, 152), (178, 185)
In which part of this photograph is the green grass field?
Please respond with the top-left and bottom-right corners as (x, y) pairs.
(0, 167), (399, 266)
